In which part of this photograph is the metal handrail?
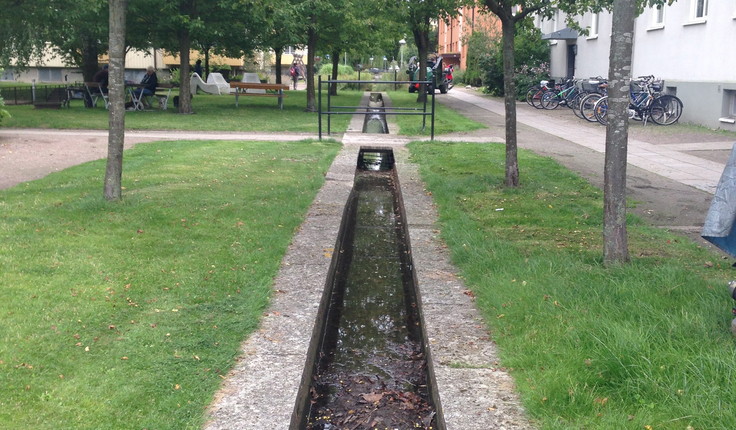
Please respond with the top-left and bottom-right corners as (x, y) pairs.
(318, 76), (436, 140)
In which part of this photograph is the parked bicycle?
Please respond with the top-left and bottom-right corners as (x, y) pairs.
(525, 80), (555, 109)
(593, 76), (682, 126)
(571, 77), (607, 120)
(540, 79), (580, 110)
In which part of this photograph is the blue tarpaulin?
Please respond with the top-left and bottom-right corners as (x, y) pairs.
(702, 143), (736, 257)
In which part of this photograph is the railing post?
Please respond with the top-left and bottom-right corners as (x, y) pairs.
(431, 86), (436, 141)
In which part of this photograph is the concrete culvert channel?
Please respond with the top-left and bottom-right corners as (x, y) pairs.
(361, 92), (390, 134)
(291, 147), (444, 429)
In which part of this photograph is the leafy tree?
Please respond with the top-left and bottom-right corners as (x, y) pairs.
(0, 1), (53, 70)
(481, 1), (553, 187)
(256, 0), (303, 85)
(391, 0), (468, 102)
(476, 19), (548, 97)
(43, 0), (109, 81)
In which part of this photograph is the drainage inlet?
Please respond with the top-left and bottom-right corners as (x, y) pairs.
(291, 147), (443, 429)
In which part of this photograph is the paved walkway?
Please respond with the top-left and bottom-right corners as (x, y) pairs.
(443, 88), (733, 195)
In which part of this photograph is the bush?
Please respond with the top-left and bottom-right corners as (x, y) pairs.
(168, 68), (181, 86)
(475, 18), (550, 99)
(317, 63), (355, 78)
(463, 31), (495, 87)
(0, 95), (10, 123)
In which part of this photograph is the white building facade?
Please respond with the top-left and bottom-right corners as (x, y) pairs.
(537, 1), (736, 131)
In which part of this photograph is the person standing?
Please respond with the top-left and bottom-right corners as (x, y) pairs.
(194, 59), (203, 77)
(289, 62), (300, 90)
(93, 64), (109, 92)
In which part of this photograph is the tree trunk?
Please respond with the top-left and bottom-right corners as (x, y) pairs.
(330, 51), (339, 96)
(81, 36), (100, 82)
(305, 17), (317, 112)
(274, 48), (283, 84)
(413, 28), (429, 104)
(103, 0), (126, 201)
(203, 45), (210, 78)
(603, 0), (635, 265)
(501, 17), (519, 187)
(178, 30), (193, 114)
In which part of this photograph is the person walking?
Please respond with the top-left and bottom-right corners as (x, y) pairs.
(289, 62), (300, 90)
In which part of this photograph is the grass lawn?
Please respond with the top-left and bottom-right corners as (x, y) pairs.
(409, 141), (736, 429)
(1, 89), (482, 136)
(388, 90), (485, 136)
(0, 139), (340, 429)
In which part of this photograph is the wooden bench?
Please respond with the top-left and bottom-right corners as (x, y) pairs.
(229, 82), (289, 109)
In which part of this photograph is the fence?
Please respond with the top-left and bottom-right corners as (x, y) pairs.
(318, 77), (436, 140)
(0, 84), (71, 105)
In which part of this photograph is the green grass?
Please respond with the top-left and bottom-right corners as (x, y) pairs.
(1, 90), (361, 132)
(388, 90), (486, 136)
(409, 141), (736, 429)
(0, 139), (340, 429)
(1, 89), (484, 136)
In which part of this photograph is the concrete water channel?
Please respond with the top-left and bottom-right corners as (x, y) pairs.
(292, 147), (441, 428)
(204, 92), (533, 429)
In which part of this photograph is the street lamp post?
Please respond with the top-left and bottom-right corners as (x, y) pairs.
(399, 38), (406, 70)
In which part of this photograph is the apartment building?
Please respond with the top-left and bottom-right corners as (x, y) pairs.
(437, 6), (500, 70)
(537, 1), (736, 130)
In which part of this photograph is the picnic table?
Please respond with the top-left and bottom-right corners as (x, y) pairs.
(229, 82), (289, 109)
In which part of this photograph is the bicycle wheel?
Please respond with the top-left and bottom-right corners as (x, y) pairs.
(580, 93), (603, 122)
(570, 91), (588, 119)
(525, 86), (538, 106)
(649, 95), (683, 125)
(530, 89), (546, 109)
(594, 96), (608, 125)
(562, 88), (578, 109)
(541, 91), (560, 109)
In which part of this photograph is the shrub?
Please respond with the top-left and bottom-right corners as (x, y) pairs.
(317, 63), (355, 78)
(463, 30), (495, 87)
(0, 95), (10, 123)
(168, 68), (181, 86)
(475, 18), (550, 99)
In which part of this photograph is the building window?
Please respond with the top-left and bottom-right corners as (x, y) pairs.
(1, 68), (15, 81)
(39, 68), (62, 82)
(650, 4), (665, 29)
(588, 12), (599, 38)
(689, 0), (708, 21)
(720, 90), (736, 124)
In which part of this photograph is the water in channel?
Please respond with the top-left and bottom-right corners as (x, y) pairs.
(299, 149), (439, 429)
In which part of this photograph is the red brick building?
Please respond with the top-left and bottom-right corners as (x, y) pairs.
(438, 6), (500, 71)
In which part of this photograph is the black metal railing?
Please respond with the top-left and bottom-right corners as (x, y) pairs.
(0, 84), (84, 105)
(318, 77), (436, 140)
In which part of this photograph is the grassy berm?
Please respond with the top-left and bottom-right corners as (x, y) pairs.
(410, 141), (736, 429)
